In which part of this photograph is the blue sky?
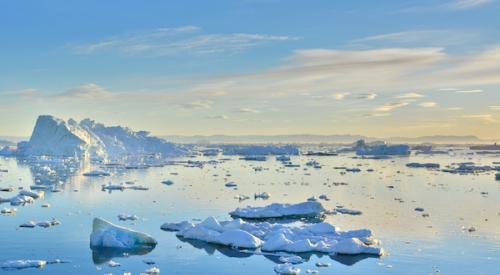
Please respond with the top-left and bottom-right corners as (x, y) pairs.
(1, 0), (500, 139)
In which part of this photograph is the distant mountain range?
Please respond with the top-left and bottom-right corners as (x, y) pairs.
(162, 134), (488, 144)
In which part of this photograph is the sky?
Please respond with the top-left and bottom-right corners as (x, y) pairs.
(1, 0), (499, 139)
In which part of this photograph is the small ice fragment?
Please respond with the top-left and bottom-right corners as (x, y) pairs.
(279, 255), (304, 264)
(318, 194), (329, 201)
(107, 260), (120, 267)
(225, 182), (237, 187)
(41, 203), (50, 208)
(335, 208), (362, 216)
(315, 262), (330, 267)
(274, 263), (301, 274)
(142, 267), (160, 274)
(161, 180), (174, 186)
(20, 221), (37, 228)
(83, 170), (111, 177)
(254, 192), (271, 199)
(118, 214), (139, 221)
(1, 208), (16, 214)
(143, 259), (155, 265)
(306, 269), (319, 274)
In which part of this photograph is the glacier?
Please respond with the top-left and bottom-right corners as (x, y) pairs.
(15, 115), (187, 159)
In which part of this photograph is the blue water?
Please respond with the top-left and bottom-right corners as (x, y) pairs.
(0, 153), (499, 274)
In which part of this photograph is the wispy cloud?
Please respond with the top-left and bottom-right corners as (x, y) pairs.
(180, 99), (213, 109)
(455, 89), (483, 93)
(448, 0), (495, 10)
(71, 26), (294, 56)
(205, 115), (229, 120)
(462, 114), (498, 123)
(396, 92), (424, 99)
(419, 101), (437, 108)
(235, 107), (260, 113)
(489, 105), (500, 110)
(52, 83), (114, 101)
(375, 102), (409, 112)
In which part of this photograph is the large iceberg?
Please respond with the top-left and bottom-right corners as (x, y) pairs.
(161, 217), (383, 255)
(90, 217), (157, 249)
(17, 115), (187, 159)
(230, 201), (326, 219)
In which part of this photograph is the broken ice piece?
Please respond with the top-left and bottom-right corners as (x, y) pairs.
(90, 217), (157, 249)
(274, 263), (300, 274)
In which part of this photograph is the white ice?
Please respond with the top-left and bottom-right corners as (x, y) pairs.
(162, 216), (384, 255)
(230, 201), (326, 219)
(90, 217), (157, 249)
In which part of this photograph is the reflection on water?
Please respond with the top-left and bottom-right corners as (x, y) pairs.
(91, 246), (156, 265)
(177, 236), (379, 266)
(0, 150), (499, 275)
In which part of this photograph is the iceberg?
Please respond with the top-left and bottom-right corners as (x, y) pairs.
(16, 115), (188, 159)
(90, 217), (157, 249)
(162, 217), (384, 255)
(230, 201), (326, 219)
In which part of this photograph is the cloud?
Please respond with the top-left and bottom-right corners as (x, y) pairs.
(71, 26), (294, 56)
(455, 89), (483, 93)
(489, 105), (500, 110)
(396, 92), (424, 99)
(52, 83), (113, 101)
(180, 99), (213, 109)
(419, 101), (437, 108)
(375, 102), (409, 112)
(462, 114), (498, 123)
(352, 30), (480, 47)
(356, 93), (377, 100)
(235, 107), (260, 113)
(331, 92), (350, 100)
(448, 0), (495, 10)
(205, 115), (229, 120)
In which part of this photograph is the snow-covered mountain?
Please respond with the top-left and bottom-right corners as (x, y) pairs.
(17, 115), (187, 158)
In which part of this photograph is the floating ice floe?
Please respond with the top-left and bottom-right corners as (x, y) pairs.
(1, 260), (46, 269)
(1, 259), (68, 269)
(118, 214), (139, 221)
(254, 192), (271, 199)
(406, 162), (440, 169)
(335, 207), (363, 216)
(162, 216), (384, 255)
(1, 207), (16, 214)
(161, 180), (174, 186)
(235, 194), (250, 201)
(225, 182), (237, 188)
(36, 219), (61, 228)
(90, 217), (157, 249)
(142, 267), (160, 274)
(83, 170), (111, 177)
(274, 263), (301, 274)
(19, 190), (44, 199)
(230, 201), (326, 219)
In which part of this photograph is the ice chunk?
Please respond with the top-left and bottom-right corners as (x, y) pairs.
(20, 221), (37, 228)
(9, 195), (34, 206)
(230, 201), (325, 219)
(118, 214), (139, 221)
(161, 180), (174, 186)
(279, 255), (304, 264)
(160, 221), (194, 231)
(216, 229), (263, 248)
(1, 207), (16, 214)
(164, 217), (383, 255)
(19, 190), (44, 199)
(335, 208), (363, 215)
(331, 238), (383, 255)
(225, 182), (237, 187)
(1, 260), (46, 269)
(274, 263), (301, 274)
(83, 170), (111, 177)
(90, 217), (157, 249)
(254, 192), (271, 199)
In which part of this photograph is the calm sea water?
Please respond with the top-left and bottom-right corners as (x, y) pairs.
(0, 152), (499, 274)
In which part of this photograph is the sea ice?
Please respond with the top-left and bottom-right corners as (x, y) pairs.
(1, 260), (46, 269)
(230, 201), (325, 219)
(274, 263), (301, 274)
(254, 192), (271, 199)
(83, 170), (111, 177)
(335, 208), (363, 215)
(163, 217), (384, 255)
(118, 214), (139, 221)
(90, 217), (157, 249)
